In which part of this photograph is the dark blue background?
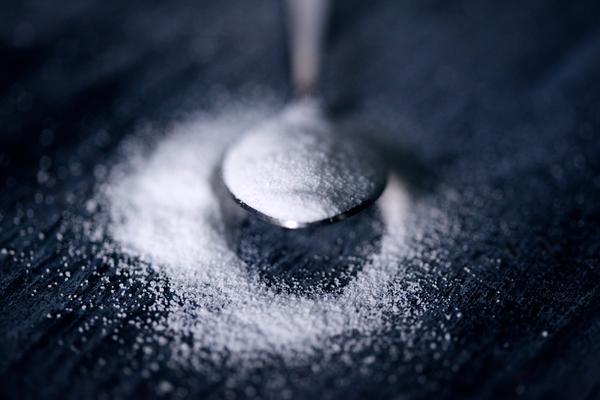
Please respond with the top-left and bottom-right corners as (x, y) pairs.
(1, 0), (600, 399)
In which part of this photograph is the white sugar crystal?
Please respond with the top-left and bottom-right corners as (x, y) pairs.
(222, 99), (385, 225)
(91, 100), (444, 370)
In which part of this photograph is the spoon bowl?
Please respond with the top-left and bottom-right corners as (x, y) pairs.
(222, 99), (387, 228)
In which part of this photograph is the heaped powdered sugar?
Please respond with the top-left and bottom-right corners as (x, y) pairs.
(90, 100), (448, 372)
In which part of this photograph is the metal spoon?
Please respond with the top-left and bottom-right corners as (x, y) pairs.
(222, 0), (387, 229)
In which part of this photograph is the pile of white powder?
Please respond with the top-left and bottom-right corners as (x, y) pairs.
(222, 99), (386, 226)
(91, 100), (449, 371)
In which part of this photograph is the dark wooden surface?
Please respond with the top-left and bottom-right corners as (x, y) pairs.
(1, 0), (600, 399)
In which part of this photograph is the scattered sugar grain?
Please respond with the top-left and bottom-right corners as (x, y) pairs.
(89, 101), (450, 371)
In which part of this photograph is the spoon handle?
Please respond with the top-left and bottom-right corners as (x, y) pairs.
(285, 0), (331, 96)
